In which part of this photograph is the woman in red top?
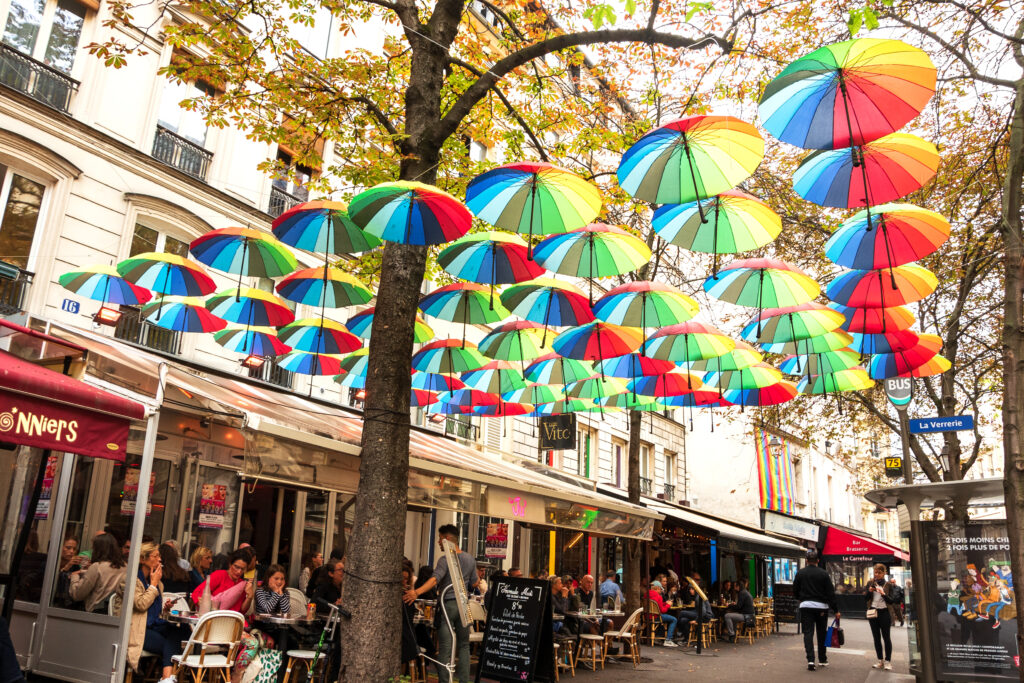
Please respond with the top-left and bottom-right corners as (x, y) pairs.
(649, 580), (679, 646)
(191, 550), (254, 614)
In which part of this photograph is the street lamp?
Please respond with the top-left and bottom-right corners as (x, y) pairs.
(941, 444), (953, 474)
(767, 434), (784, 459)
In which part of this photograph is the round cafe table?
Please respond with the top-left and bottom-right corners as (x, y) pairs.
(252, 613), (322, 653)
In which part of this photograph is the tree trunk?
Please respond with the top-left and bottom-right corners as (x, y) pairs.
(1001, 79), (1024, 683)
(625, 410), (645, 613)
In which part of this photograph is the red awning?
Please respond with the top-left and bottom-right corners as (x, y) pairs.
(822, 527), (910, 562)
(0, 350), (145, 460)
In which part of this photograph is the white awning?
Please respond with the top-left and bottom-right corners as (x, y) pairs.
(647, 500), (807, 557)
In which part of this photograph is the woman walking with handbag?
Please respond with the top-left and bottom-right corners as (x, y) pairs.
(866, 564), (894, 671)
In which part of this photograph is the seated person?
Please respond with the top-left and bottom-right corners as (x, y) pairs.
(191, 549), (254, 615)
(550, 575), (574, 635)
(599, 570), (624, 608)
(69, 533), (126, 613)
(649, 581), (678, 646)
(571, 574), (611, 633)
(157, 542), (193, 594)
(724, 579), (756, 641)
(718, 579), (734, 604)
(254, 564), (290, 615)
(311, 557), (345, 615)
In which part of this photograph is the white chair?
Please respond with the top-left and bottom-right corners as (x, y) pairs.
(604, 607), (643, 668)
(286, 587), (308, 616)
(284, 604), (342, 683)
(171, 610), (245, 683)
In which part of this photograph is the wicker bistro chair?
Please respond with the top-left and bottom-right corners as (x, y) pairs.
(286, 588), (308, 617)
(645, 599), (667, 646)
(283, 604), (343, 683)
(171, 610), (245, 683)
(576, 633), (605, 671)
(603, 608), (643, 668)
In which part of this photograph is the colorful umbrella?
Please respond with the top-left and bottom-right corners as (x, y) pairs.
(684, 340), (762, 373)
(140, 297), (226, 333)
(411, 339), (487, 375)
(276, 266), (374, 309)
(275, 351), (346, 376)
(478, 321), (547, 361)
(436, 231), (545, 306)
(335, 372), (366, 389)
(436, 389), (499, 412)
(760, 330), (854, 355)
(826, 265), (937, 308)
(277, 318), (362, 355)
(659, 390), (732, 408)
(644, 321), (735, 364)
(566, 376), (628, 400)
(526, 399), (591, 416)
(348, 181), (472, 246)
(722, 381), (798, 407)
(271, 200), (382, 255)
(473, 402), (533, 417)
(849, 329), (920, 355)
(740, 302), (845, 344)
(503, 383), (561, 405)
(500, 278), (594, 345)
(828, 302), (915, 334)
(411, 371), (465, 392)
(339, 348), (369, 375)
(551, 322), (643, 365)
(779, 349), (860, 376)
(868, 333), (942, 378)
(533, 223), (651, 301)
(594, 353), (676, 379)
(205, 288), (295, 327)
(465, 162), (602, 257)
(116, 252), (216, 298)
(793, 133), (940, 208)
(593, 281), (699, 353)
(758, 38), (936, 149)
(523, 353), (595, 386)
(214, 326), (291, 356)
(617, 116), (765, 214)
(461, 360), (528, 395)
(346, 306), (434, 343)
(902, 354), (951, 378)
(189, 227), (297, 280)
(704, 364), (783, 392)
(628, 371), (705, 397)
(59, 265), (152, 306)
(825, 204), (950, 269)
(419, 282), (510, 343)
(596, 393), (664, 410)
(704, 259), (819, 336)
(798, 368), (875, 394)
(410, 389), (440, 408)
(652, 190), (781, 276)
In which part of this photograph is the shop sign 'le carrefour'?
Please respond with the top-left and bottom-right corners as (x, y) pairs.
(883, 377), (913, 411)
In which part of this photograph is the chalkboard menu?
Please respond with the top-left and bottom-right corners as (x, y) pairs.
(475, 577), (554, 683)
(773, 583), (799, 623)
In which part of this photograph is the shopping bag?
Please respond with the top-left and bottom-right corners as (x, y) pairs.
(826, 618), (844, 648)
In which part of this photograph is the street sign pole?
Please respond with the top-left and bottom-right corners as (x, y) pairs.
(899, 411), (913, 485)
(883, 377), (914, 485)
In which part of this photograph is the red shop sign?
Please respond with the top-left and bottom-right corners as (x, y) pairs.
(0, 388), (128, 461)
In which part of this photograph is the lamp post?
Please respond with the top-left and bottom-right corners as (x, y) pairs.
(767, 434), (784, 459)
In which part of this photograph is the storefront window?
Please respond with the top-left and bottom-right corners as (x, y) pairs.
(301, 491), (328, 561)
(528, 526), (549, 578)
(1, 445), (48, 603)
(331, 496), (354, 558)
(103, 457), (170, 547)
(186, 465), (239, 560)
(49, 453), (93, 609)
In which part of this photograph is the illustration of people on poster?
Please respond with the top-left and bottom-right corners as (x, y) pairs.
(926, 520), (1019, 679)
(485, 522), (508, 558)
(120, 467), (154, 516)
(198, 484), (226, 529)
(34, 455), (57, 520)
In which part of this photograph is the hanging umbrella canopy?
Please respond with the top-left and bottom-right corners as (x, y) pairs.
(593, 281), (699, 330)
(461, 360), (528, 395)
(798, 368), (875, 394)
(437, 389), (499, 412)
(437, 231), (545, 287)
(479, 320), (548, 361)
(275, 351), (346, 376)
(141, 296), (227, 333)
(628, 371), (705, 397)
(660, 390), (733, 407)
(338, 348), (369, 376)
(760, 329), (854, 355)
(276, 266), (374, 309)
(616, 116), (765, 206)
(827, 265), (937, 308)
(740, 302), (845, 344)
(473, 402), (533, 417)
(685, 340), (762, 373)
(500, 277), (594, 332)
(214, 325), (291, 356)
(523, 353), (595, 385)
(825, 204), (950, 269)
(346, 306), (434, 343)
(779, 349), (861, 376)
(849, 329), (920, 355)
(644, 321), (735, 364)
(596, 394), (664, 410)
(793, 133), (940, 208)
(206, 288), (295, 327)
(271, 200), (382, 255)
(503, 383), (561, 405)
(349, 181), (472, 246)
(59, 265), (152, 306)
(420, 282), (511, 324)
(902, 353), (951, 377)
(411, 371), (465, 392)
(758, 38), (936, 149)
(410, 389), (440, 408)
(189, 227), (298, 278)
(868, 333), (942, 378)
(552, 321), (643, 362)
(828, 302), (915, 334)
(425, 401), (470, 415)
(116, 252), (216, 297)
(277, 318), (362, 355)
(704, 363), (783, 391)
(723, 381), (798, 406)
(465, 162), (602, 255)
(704, 258), (819, 312)
(526, 399), (592, 416)
(335, 372), (366, 389)
(594, 353), (676, 379)
(412, 339), (487, 375)
(565, 375), (628, 400)
(533, 223), (651, 282)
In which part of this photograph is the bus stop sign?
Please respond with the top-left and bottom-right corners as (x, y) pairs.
(884, 377), (913, 411)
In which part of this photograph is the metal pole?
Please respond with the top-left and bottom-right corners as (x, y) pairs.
(899, 409), (913, 485)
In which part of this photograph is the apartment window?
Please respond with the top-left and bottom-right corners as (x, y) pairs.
(876, 520), (887, 544)
(610, 439), (624, 488)
(272, 148), (312, 202)
(157, 78), (217, 148)
(0, 165), (46, 270)
(639, 443), (652, 495)
(291, 6), (333, 59)
(2, 0), (86, 74)
(468, 140), (488, 163)
(664, 451), (677, 499)
(128, 222), (189, 258)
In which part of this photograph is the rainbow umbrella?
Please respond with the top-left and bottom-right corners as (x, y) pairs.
(793, 133), (939, 208)
(276, 266), (374, 309)
(552, 322), (643, 366)
(275, 351), (346, 376)
(760, 330), (854, 355)
(346, 306), (434, 343)
(349, 181), (472, 246)
(205, 288), (295, 327)
(461, 360), (528, 395)
(524, 353), (595, 386)
(425, 401), (470, 415)
(412, 339), (487, 375)
(436, 389), (499, 412)
(629, 371), (705, 397)
(473, 402), (533, 417)
(779, 349), (860, 376)
(503, 383), (561, 405)
(479, 321), (547, 362)
(533, 223), (651, 302)
(411, 371), (465, 392)
(59, 265), (152, 306)
(593, 281), (699, 353)
(141, 297), (226, 333)
(566, 376), (628, 401)
(825, 204), (950, 269)
(500, 278), (594, 345)
(594, 353), (676, 379)
(660, 390), (732, 408)
(849, 329), (920, 355)
(723, 381), (799, 407)
(214, 326), (291, 356)
(758, 38), (936, 149)
(617, 116), (765, 217)
(271, 200), (382, 255)
(116, 252), (216, 298)
(652, 190), (781, 276)
(644, 321), (735, 364)
(902, 354), (951, 378)
(339, 348), (369, 375)
(868, 333), (942, 378)
(704, 364), (783, 392)
(410, 389), (440, 408)
(437, 232), (544, 305)
(526, 399), (591, 416)
(704, 258), (819, 336)
(740, 302), (845, 344)
(419, 282), (510, 343)
(465, 162), (602, 258)
(277, 318), (362, 355)
(334, 371), (366, 389)
(826, 265), (937, 308)
(828, 302), (915, 334)
(798, 368), (875, 394)
(596, 394), (664, 410)
(684, 340), (762, 373)
(189, 227), (297, 281)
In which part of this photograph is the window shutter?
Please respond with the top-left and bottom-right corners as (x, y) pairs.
(484, 418), (503, 451)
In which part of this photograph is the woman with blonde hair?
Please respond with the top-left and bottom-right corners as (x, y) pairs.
(188, 546), (213, 588)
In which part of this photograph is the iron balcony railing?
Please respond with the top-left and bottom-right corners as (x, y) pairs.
(268, 185), (304, 218)
(152, 125), (213, 181)
(0, 43), (78, 113)
(640, 477), (652, 495)
(0, 267), (32, 315)
(114, 306), (181, 355)
(248, 358), (293, 389)
(663, 483), (676, 500)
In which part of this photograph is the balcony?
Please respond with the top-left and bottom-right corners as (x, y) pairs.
(663, 483), (676, 500)
(268, 185), (304, 218)
(114, 307), (181, 355)
(640, 477), (652, 495)
(0, 266), (32, 315)
(248, 358), (293, 389)
(0, 43), (78, 113)
(426, 414), (480, 442)
(152, 125), (212, 181)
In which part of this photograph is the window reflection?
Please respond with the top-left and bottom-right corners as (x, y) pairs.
(42, 0), (84, 73)
(0, 172), (45, 270)
(2, 0), (46, 55)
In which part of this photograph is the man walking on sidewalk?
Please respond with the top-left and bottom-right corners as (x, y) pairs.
(793, 550), (840, 671)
